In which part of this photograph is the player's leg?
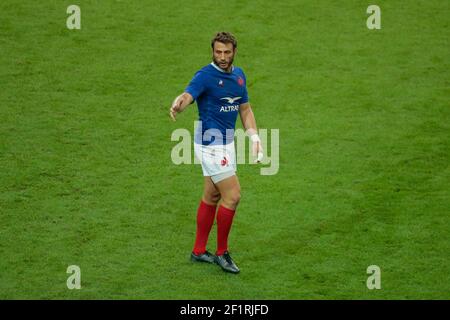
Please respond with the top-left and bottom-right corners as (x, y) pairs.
(191, 177), (220, 263)
(213, 175), (241, 273)
(202, 176), (221, 205)
(215, 175), (240, 210)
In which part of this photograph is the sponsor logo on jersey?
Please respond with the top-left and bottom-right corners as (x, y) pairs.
(219, 96), (241, 113)
(220, 96), (241, 104)
(219, 105), (239, 112)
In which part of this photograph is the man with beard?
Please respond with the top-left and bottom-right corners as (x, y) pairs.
(169, 32), (263, 274)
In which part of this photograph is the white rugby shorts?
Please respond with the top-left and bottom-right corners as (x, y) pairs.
(194, 142), (236, 183)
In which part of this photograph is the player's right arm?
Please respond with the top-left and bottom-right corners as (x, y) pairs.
(169, 92), (193, 121)
(170, 69), (206, 121)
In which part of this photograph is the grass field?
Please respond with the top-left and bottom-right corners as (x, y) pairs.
(0, 0), (449, 299)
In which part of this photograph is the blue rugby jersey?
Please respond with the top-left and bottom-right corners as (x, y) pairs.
(185, 62), (249, 146)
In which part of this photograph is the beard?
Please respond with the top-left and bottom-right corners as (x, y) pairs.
(213, 55), (234, 71)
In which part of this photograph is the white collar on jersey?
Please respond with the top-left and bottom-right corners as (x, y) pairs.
(210, 62), (235, 73)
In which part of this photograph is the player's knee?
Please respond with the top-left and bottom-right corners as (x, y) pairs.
(204, 192), (221, 205)
(228, 190), (241, 206)
(211, 192), (221, 204)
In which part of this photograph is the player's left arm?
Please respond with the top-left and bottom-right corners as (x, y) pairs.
(239, 102), (263, 162)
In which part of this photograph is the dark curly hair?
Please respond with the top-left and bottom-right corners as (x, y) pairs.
(211, 32), (237, 49)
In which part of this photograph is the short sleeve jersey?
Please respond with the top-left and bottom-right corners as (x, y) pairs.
(185, 62), (249, 146)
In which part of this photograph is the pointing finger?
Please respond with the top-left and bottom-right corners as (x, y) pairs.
(169, 109), (177, 121)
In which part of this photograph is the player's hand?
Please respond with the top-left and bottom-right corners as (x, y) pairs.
(252, 140), (264, 163)
(169, 96), (182, 121)
(253, 142), (264, 163)
(169, 106), (177, 121)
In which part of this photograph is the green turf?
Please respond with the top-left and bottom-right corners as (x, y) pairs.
(0, 0), (449, 299)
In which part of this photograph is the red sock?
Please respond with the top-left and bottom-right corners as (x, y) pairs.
(193, 200), (217, 255)
(216, 205), (236, 256)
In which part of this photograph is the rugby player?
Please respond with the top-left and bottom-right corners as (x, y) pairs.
(169, 32), (262, 274)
